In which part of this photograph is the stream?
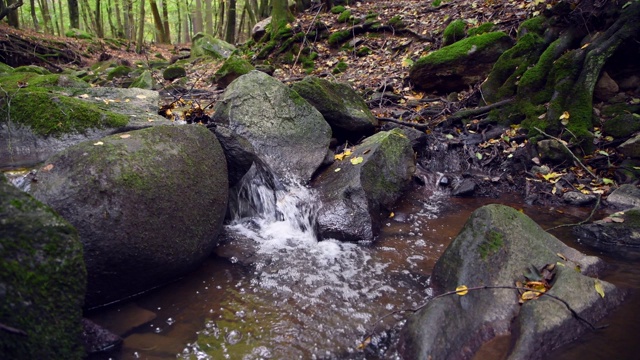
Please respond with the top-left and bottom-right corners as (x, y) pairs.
(84, 167), (640, 360)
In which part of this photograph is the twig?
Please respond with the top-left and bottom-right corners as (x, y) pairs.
(546, 194), (601, 231)
(362, 285), (606, 347)
(0, 322), (27, 336)
(291, 4), (324, 77)
(534, 127), (597, 179)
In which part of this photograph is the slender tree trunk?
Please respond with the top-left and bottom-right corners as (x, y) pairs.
(57, 0), (64, 34)
(125, 0), (134, 39)
(37, 0), (52, 33)
(161, 0), (171, 42)
(68, 0), (79, 28)
(258, 0), (268, 18)
(51, 0), (61, 35)
(216, 0), (224, 37)
(106, 0), (116, 36)
(2, 0), (22, 27)
(270, 0), (293, 39)
(176, 0), (182, 42)
(192, 0), (202, 33)
(94, 0), (103, 37)
(149, 0), (166, 42)
(224, 0), (235, 43)
(113, 0), (123, 37)
(182, 0), (190, 42)
(136, 0), (145, 53)
(203, 0), (212, 34)
(29, 0), (39, 31)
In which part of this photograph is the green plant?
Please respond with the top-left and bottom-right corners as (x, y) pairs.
(332, 61), (348, 74)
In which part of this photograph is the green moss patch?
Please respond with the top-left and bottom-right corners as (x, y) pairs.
(443, 19), (466, 45)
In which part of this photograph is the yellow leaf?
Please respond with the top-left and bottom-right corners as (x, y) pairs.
(350, 156), (364, 165)
(455, 285), (468, 296)
(542, 172), (562, 181)
(556, 261), (566, 267)
(389, 212), (395, 218)
(93, 141), (104, 146)
(594, 279), (605, 298)
(521, 291), (538, 301)
(335, 153), (346, 161)
(119, 134), (131, 139)
(580, 42), (590, 49)
(334, 167), (341, 172)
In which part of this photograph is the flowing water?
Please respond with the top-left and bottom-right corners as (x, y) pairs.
(80, 166), (640, 359)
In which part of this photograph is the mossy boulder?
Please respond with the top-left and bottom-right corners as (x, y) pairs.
(442, 19), (466, 45)
(291, 76), (378, 140)
(604, 113), (640, 138)
(400, 204), (624, 360)
(162, 66), (187, 81)
(313, 129), (415, 241)
(0, 175), (86, 359)
(618, 133), (640, 159)
(106, 65), (132, 80)
(191, 32), (236, 59)
(65, 28), (93, 39)
(0, 62), (14, 73)
(0, 76), (174, 169)
(29, 125), (229, 308)
(13, 65), (50, 75)
(212, 70), (331, 183)
(468, 22), (495, 37)
(129, 70), (155, 89)
(212, 54), (255, 89)
(573, 207), (640, 259)
(409, 32), (515, 93)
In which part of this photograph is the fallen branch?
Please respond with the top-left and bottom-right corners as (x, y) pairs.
(534, 127), (597, 179)
(362, 284), (606, 348)
(443, 97), (515, 125)
(0, 322), (27, 336)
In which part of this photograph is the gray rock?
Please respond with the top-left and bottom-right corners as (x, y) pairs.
(252, 17), (271, 41)
(593, 71), (619, 101)
(452, 178), (476, 196)
(603, 113), (640, 138)
(212, 54), (255, 89)
(573, 207), (640, 260)
(191, 32), (236, 59)
(129, 70), (155, 89)
(0, 175), (86, 358)
(562, 191), (597, 206)
(618, 134), (640, 159)
(1, 87), (174, 169)
(607, 184), (640, 209)
(82, 318), (122, 354)
(399, 204), (624, 360)
(211, 124), (258, 187)
(409, 32), (514, 93)
(291, 76), (378, 138)
(313, 129), (415, 241)
(212, 70), (331, 183)
(162, 66), (187, 81)
(537, 139), (573, 163)
(29, 125), (228, 308)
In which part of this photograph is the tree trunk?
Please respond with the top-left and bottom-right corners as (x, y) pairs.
(37, 0), (52, 34)
(204, 0), (213, 34)
(224, 0), (235, 43)
(125, 0), (134, 39)
(176, 0), (182, 42)
(181, 0), (190, 42)
(68, 0), (79, 28)
(135, 0), (145, 53)
(3, 0), (23, 27)
(29, 0), (39, 31)
(270, 0), (293, 39)
(192, 0), (202, 33)
(149, 0), (167, 43)
(257, 0), (268, 18)
(57, 0), (64, 34)
(216, 0), (224, 37)
(113, 0), (124, 37)
(161, 0), (171, 42)
(95, 0), (104, 37)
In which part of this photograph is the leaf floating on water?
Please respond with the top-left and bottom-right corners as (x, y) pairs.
(350, 156), (364, 165)
(595, 279), (605, 298)
(93, 141), (104, 146)
(455, 285), (468, 296)
(120, 134), (131, 139)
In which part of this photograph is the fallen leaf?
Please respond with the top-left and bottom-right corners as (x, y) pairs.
(557, 253), (567, 261)
(334, 168), (341, 172)
(350, 156), (364, 165)
(136, 94), (147, 99)
(611, 217), (625, 223)
(455, 285), (468, 296)
(521, 291), (537, 301)
(42, 164), (54, 172)
(389, 212), (395, 218)
(595, 279), (605, 298)
(119, 134), (131, 139)
(78, 94), (89, 99)
(93, 141), (104, 146)
(559, 111), (570, 125)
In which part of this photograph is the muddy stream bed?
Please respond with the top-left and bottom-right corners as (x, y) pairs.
(86, 182), (640, 360)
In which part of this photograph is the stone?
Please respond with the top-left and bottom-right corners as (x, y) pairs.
(129, 70), (155, 89)
(0, 175), (86, 359)
(291, 76), (378, 140)
(593, 71), (619, 101)
(65, 28), (93, 39)
(313, 129), (415, 241)
(212, 54), (255, 89)
(452, 177), (476, 196)
(603, 113), (640, 138)
(618, 134), (640, 159)
(562, 191), (597, 206)
(82, 318), (122, 355)
(399, 204), (624, 360)
(210, 124), (258, 187)
(29, 125), (229, 308)
(606, 184), (640, 209)
(162, 66), (187, 81)
(212, 70), (331, 183)
(409, 32), (514, 93)
(573, 207), (640, 260)
(537, 139), (573, 163)
(252, 17), (271, 41)
(191, 32), (236, 59)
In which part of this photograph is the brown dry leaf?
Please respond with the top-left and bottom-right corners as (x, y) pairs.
(119, 134), (131, 139)
(42, 164), (54, 172)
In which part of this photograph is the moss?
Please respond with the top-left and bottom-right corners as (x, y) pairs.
(468, 22), (495, 37)
(0, 61), (14, 73)
(106, 65), (132, 80)
(257, 40), (277, 59)
(356, 46), (372, 57)
(332, 61), (348, 74)
(478, 229), (504, 259)
(162, 66), (187, 81)
(443, 19), (466, 45)
(389, 15), (405, 28)
(338, 9), (352, 23)
(13, 65), (50, 75)
(328, 30), (351, 47)
(0, 91), (129, 136)
(416, 31), (509, 67)
(518, 16), (547, 37)
(331, 5), (346, 14)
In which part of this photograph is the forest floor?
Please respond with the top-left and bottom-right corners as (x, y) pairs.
(0, 0), (633, 207)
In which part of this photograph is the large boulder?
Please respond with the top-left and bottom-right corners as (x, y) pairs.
(29, 125), (228, 308)
(0, 175), (87, 358)
(400, 204), (624, 360)
(313, 129), (415, 241)
(212, 70), (331, 183)
(409, 32), (514, 93)
(291, 76), (378, 140)
(0, 72), (174, 169)
(191, 32), (236, 59)
(573, 207), (640, 260)
(212, 54), (255, 89)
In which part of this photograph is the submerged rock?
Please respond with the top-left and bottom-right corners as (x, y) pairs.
(400, 204), (624, 360)
(313, 129), (415, 241)
(573, 207), (640, 260)
(212, 70), (331, 183)
(0, 174), (86, 358)
(29, 125), (228, 308)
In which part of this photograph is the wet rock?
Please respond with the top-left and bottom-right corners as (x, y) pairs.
(82, 318), (122, 354)
(380, 123), (428, 151)
(573, 208), (640, 260)
(291, 76), (378, 139)
(400, 204), (624, 360)
(594, 71), (619, 101)
(618, 134), (640, 159)
(537, 139), (573, 163)
(0, 82), (174, 169)
(0, 175), (86, 359)
(191, 32), (236, 59)
(212, 70), (331, 183)
(452, 178), (476, 196)
(409, 32), (514, 93)
(313, 129), (415, 241)
(89, 303), (157, 336)
(606, 184), (640, 209)
(562, 191), (597, 206)
(29, 125), (228, 308)
(211, 124), (258, 187)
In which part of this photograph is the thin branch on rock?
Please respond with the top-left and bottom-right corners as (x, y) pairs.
(534, 127), (597, 179)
